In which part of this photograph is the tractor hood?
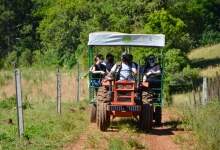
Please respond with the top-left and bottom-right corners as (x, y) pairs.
(88, 32), (165, 47)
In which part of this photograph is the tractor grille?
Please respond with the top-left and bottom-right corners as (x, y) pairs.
(116, 91), (132, 102)
(107, 105), (141, 112)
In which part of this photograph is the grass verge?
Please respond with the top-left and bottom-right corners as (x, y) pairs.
(0, 99), (89, 150)
(173, 100), (220, 150)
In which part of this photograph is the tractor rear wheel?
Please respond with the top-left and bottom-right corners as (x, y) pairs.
(139, 103), (153, 132)
(96, 86), (110, 131)
(90, 103), (96, 123)
(154, 106), (162, 125)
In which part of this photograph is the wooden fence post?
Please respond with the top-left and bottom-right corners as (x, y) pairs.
(56, 68), (61, 114)
(76, 62), (80, 102)
(15, 69), (24, 137)
(216, 73), (220, 101)
(202, 77), (208, 105)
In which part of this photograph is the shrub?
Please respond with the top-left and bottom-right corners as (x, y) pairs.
(0, 96), (16, 109)
(200, 30), (220, 46)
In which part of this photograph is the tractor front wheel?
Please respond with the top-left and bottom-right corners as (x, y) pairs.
(96, 86), (110, 131)
(97, 102), (110, 131)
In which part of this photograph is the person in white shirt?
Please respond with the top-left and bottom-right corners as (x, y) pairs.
(110, 53), (137, 80)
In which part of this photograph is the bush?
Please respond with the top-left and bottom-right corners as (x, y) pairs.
(3, 51), (17, 68)
(200, 30), (220, 46)
(0, 96), (16, 109)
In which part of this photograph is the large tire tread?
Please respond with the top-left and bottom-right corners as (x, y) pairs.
(96, 86), (110, 131)
(90, 104), (97, 123)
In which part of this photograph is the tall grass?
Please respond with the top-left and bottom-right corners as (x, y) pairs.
(0, 68), (88, 102)
(180, 101), (220, 150)
(0, 70), (13, 86)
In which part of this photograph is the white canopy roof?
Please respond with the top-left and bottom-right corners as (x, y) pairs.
(88, 32), (165, 47)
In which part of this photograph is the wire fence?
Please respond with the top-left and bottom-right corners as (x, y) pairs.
(0, 66), (88, 137)
(0, 68), (88, 102)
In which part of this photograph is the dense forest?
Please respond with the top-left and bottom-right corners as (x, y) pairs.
(0, 0), (219, 71)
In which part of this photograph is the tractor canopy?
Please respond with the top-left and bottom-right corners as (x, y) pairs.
(88, 32), (165, 47)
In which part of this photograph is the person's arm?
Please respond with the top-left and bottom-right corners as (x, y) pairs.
(151, 65), (161, 75)
(131, 63), (137, 74)
(110, 64), (117, 74)
(143, 75), (147, 81)
(104, 64), (117, 80)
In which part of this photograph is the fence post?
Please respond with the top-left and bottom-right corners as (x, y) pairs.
(15, 69), (24, 137)
(216, 72), (220, 101)
(77, 62), (80, 102)
(56, 68), (61, 114)
(202, 77), (208, 105)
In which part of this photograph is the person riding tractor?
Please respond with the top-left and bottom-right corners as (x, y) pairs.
(109, 52), (137, 81)
(142, 55), (161, 88)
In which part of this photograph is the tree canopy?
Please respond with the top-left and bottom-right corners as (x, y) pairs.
(0, 0), (219, 69)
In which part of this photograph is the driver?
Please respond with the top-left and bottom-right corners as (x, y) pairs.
(109, 53), (137, 80)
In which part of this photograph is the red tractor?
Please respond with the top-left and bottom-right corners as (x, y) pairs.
(88, 32), (165, 131)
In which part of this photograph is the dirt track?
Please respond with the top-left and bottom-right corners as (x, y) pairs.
(63, 108), (183, 150)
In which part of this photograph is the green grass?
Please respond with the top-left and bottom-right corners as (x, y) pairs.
(172, 99), (220, 150)
(0, 99), (89, 150)
(109, 138), (125, 150)
(108, 137), (145, 150)
(107, 119), (145, 150)
(188, 101), (220, 150)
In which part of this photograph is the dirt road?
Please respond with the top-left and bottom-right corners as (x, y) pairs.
(63, 108), (183, 150)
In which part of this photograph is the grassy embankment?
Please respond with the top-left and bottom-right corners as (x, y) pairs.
(172, 43), (220, 150)
(0, 68), (89, 150)
(188, 43), (220, 77)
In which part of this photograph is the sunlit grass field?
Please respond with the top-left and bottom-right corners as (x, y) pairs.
(0, 99), (89, 150)
(188, 43), (220, 60)
(0, 68), (89, 150)
(188, 43), (220, 77)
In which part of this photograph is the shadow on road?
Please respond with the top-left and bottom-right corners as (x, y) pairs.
(106, 119), (184, 136)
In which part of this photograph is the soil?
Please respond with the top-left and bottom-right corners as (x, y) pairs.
(63, 108), (185, 150)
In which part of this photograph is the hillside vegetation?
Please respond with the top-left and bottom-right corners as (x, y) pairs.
(188, 43), (220, 77)
(0, 0), (220, 69)
(188, 43), (220, 60)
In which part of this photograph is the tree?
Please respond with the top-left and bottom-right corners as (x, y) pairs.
(144, 9), (192, 52)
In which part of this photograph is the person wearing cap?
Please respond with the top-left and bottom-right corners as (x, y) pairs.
(109, 53), (137, 80)
(142, 55), (161, 87)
